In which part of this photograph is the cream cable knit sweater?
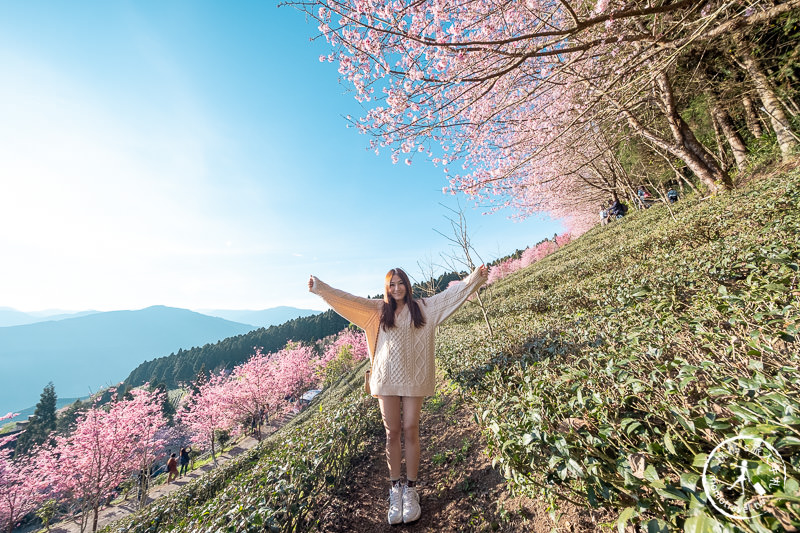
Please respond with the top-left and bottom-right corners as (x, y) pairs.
(310, 268), (486, 397)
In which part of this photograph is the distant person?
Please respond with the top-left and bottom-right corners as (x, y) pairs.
(167, 453), (179, 483)
(637, 186), (653, 208)
(667, 187), (679, 203)
(179, 447), (190, 477)
(609, 198), (627, 219)
(600, 203), (609, 225)
(309, 265), (488, 525)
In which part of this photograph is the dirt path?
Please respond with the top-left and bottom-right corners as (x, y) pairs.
(316, 388), (611, 532)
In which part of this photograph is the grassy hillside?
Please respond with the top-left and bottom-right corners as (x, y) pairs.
(436, 163), (800, 531)
(107, 163), (799, 532)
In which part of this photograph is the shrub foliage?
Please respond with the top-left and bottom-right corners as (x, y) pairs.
(437, 167), (800, 532)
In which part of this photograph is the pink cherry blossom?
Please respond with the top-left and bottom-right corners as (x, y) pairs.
(488, 233), (571, 284)
(227, 349), (284, 439)
(287, 0), (748, 217)
(0, 442), (50, 533)
(177, 372), (235, 465)
(45, 387), (167, 532)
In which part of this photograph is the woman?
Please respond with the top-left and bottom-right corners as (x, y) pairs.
(308, 265), (488, 524)
(166, 453), (179, 484)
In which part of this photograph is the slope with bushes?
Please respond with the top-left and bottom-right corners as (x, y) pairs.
(437, 165), (800, 532)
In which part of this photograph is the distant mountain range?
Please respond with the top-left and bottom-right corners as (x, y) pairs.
(0, 306), (320, 329)
(197, 307), (319, 328)
(0, 305), (319, 419)
(0, 307), (100, 327)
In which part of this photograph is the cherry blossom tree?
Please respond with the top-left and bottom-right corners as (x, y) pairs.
(177, 342), (321, 452)
(274, 343), (317, 404)
(316, 329), (369, 387)
(47, 388), (167, 532)
(177, 371), (235, 465)
(318, 329), (368, 368)
(288, 0), (797, 214)
(495, 117), (636, 233)
(2, 391), (165, 532)
(488, 234), (571, 284)
(124, 388), (168, 508)
(0, 436), (49, 533)
(227, 349), (283, 440)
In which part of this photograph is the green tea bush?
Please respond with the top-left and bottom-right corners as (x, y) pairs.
(438, 167), (800, 532)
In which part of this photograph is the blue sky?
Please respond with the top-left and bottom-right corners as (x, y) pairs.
(0, 1), (563, 314)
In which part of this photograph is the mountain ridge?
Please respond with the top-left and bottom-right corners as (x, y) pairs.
(0, 307), (100, 328)
(0, 306), (255, 416)
(196, 306), (321, 328)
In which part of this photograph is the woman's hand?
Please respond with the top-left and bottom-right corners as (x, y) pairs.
(478, 264), (488, 278)
(308, 275), (315, 291)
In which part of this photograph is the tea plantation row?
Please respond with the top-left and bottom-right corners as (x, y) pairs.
(436, 167), (800, 532)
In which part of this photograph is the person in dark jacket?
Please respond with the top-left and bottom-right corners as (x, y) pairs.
(609, 198), (627, 218)
(179, 447), (190, 477)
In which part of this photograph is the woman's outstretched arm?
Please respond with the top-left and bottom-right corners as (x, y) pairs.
(423, 265), (488, 326)
(308, 275), (382, 331)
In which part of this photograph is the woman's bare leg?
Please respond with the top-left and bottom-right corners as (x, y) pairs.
(401, 396), (424, 481)
(378, 396), (403, 479)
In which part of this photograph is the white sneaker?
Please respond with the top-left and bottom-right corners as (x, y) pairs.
(402, 484), (421, 523)
(387, 484), (403, 525)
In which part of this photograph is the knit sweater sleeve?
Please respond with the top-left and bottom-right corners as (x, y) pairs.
(309, 277), (382, 331)
(423, 267), (487, 326)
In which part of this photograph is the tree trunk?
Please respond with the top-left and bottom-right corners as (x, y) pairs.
(651, 71), (732, 193)
(92, 505), (100, 533)
(623, 107), (727, 194)
(709, 98), (749, 172)
(737, 43), (798, 160)
(742, 94), (764, 138)
(710, 113), (729, 172)
(77, 502), (91, 533)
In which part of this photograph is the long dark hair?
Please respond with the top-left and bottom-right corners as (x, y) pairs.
(380, 268), (426, 330)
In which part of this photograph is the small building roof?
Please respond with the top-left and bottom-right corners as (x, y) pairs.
(300, 389), (322, 402)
